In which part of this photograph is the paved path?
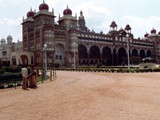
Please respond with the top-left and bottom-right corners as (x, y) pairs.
(0, 71), (160, 120)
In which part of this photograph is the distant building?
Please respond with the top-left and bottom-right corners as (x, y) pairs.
(20, 1), (160, 67)
(0, 35), (33, 66)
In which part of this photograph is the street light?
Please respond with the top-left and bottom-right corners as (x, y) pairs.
(126, 33), (130, 69)
(43, 44), (47, 75)
(73, 42), (76, 69)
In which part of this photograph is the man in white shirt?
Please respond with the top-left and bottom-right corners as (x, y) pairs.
(21, 65), (28, 89)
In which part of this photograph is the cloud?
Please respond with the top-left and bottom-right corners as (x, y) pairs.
(0, 0), (4, 4)
(70, 2), (112, 33)
(121, 15), (160, 38)
(0, 18), (21, 41)
(0, 18), (21, 26)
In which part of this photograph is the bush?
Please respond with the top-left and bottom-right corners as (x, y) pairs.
(0, 68), (5, 74)
(4, 66), (22, 73)
(51, 62), (60, 68)
(96, 63), (102, 68)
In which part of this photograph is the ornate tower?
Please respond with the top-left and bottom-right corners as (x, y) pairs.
(78, 10), (87, 31)
(22, 8), (35, 51)
(58, 5), (77, 30)
(22, 1), (56, 66)
(6, 35), (13, 59)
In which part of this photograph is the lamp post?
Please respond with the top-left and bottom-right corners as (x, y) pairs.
(126, 34), (130, 69)
(43, 44), (47, 75)
(73, 42), (76, 69)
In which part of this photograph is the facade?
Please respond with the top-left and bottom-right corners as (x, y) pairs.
(20, 1), (160, 67)
(0, 35), (33, 66)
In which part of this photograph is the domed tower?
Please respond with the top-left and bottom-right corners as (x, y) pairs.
(144, 32), (149, 38)
(22, 8), (35, 51)
(39, 0), (49, 11)
(110, 21), (117, 31)
(78, 10), (87, 31)
(6, 35), (13, 59)
(58, 5), (77, 30)
(22, 1), (56, 66)
(0, 38), (6, 50)
(7, 34), (12, 45)
(150, 28), (157, 34)
(1, 38), (6, 46)
(27, 8), (35, 18)
(125, 24), (132, 33)
(63, 5), (72, 16)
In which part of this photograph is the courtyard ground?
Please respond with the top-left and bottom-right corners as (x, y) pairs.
(0, 71), (160, 120)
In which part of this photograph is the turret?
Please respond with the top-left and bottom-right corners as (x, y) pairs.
(7, 34), (12, 45)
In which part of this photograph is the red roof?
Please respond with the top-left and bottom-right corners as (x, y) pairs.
(63, 6), (72, 15)
(39, 1), (49, 11)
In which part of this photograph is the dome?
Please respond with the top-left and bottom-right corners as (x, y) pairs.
(118, 28), (126, 37)
(63, 5), (72, 15)
(158, 31), (160, 35)
(144, 33), (149, 38)
(39, 1), (49, 11)
(110, 21), (117, 28)
(151, 28), (156, 34)
(7, 34), (12, 39)
(125, 24), (131, 31)
(1, 38), (5, 42)
(27, 8), (35, 18)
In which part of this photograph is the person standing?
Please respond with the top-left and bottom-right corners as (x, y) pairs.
(28, 65), (37, 88)
(21, 65), (28, 90)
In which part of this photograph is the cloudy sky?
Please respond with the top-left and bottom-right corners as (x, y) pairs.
(0, 0), (160, 42)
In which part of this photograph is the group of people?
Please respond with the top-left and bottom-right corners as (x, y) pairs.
(21, 64), (37, 90)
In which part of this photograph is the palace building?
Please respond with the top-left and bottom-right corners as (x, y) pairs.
(20, 1), (160, 67)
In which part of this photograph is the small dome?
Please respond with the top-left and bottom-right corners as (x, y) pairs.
(1, 38), (5, 42)
(118, 28), (126, 37)
(158, 31), (160, 35)
(27, 8), (35, 18)
(151, 28), (156, 34)
(39, 1), (49, 11)
(7, 35), (12, 39)
(110, 21), (117, 28)
(79, 10), (84, 18)
(125, 24), (131, 31)
(63, 5), (72, 15)
(144, 33), (149, 38)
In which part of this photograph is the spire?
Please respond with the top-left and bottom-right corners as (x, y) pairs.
(79, 10), (84, 19)
(80, 10), (83, 16)
(52, 8), (54, 15)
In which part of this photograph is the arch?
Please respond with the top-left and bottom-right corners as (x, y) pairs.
(132, 49), (138, 56)
(20, 55), (28, 65)
(118, 47), (127, 65)
(78, 44), (88, 59)
(102, 46), (111, 58)
(102, 46), (112, 65)
(146, 50), (152, 57)
(131, 49), (139, 64)
(55, 43), (65, 65)
(140, 49), (146, 59)
(113, 48), (117, 65)
(89, 46), (100, 59)
(55, 43), (65, 52)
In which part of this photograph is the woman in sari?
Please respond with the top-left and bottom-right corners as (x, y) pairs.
(28, 65), (37, 88)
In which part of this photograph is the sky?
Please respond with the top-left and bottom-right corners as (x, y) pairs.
(0, 0), (160, 42)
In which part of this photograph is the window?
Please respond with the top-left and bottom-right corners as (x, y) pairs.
(59, 55), (62, 60)
(56, 55), (58, 59)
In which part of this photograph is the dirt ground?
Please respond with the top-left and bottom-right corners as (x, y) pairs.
(1, 71), (160, 120)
